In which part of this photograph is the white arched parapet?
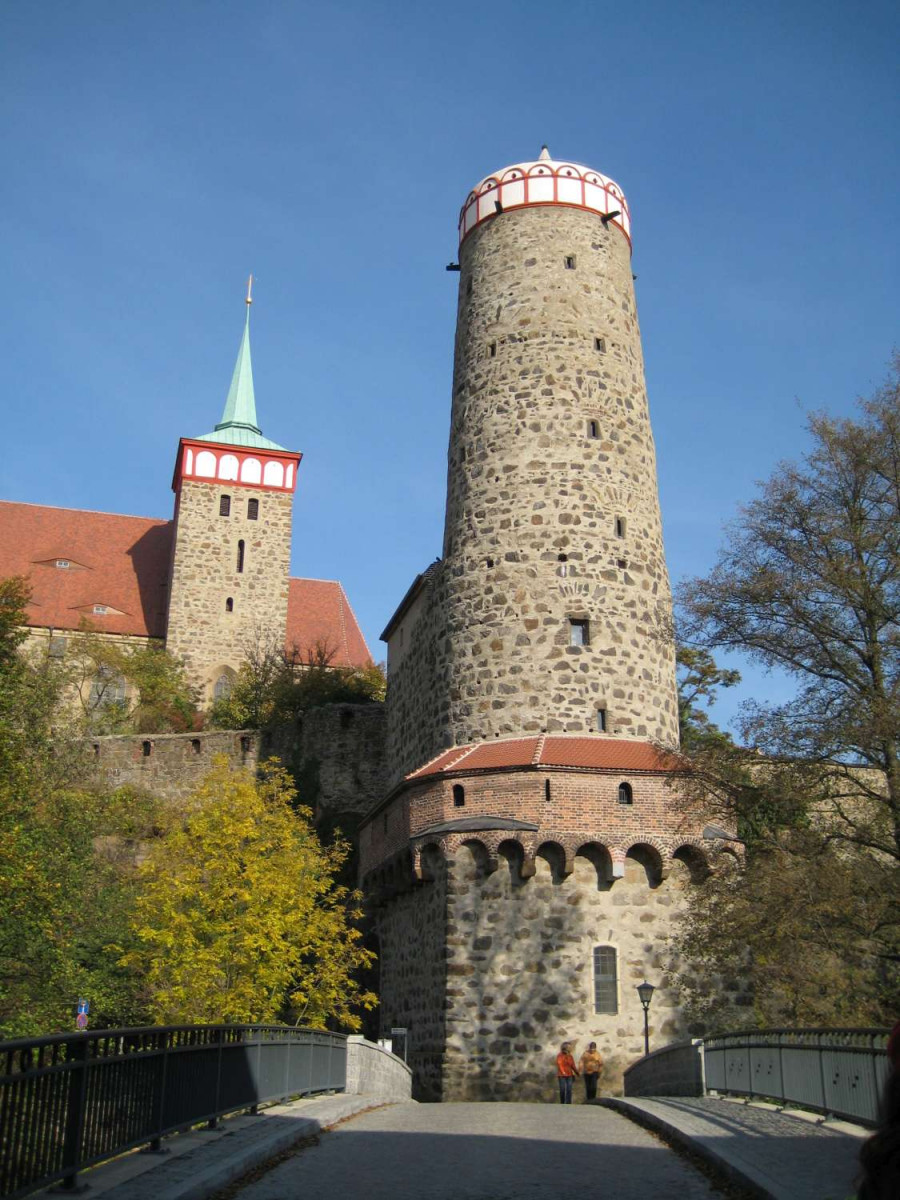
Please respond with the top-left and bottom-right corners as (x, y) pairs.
(285, 463), (294, 490)
(218, 454), (239, 481)
(240, 457), (262, 484)
(195, 450), (217, 478)
(184, 447), (194, 475)
(263, 460), (284, 488)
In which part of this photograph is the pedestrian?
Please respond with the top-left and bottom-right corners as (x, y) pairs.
(556, 1041), (579, 1104)
(579, 1041), (603, 1101)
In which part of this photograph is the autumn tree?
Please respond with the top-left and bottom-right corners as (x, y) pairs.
(122, 757), (376, 1029)
(668, 366), (900, 1028)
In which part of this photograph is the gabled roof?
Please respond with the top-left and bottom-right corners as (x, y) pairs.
(407, 735), (682, 780)
(0, 501), (373, 666)
(286, 578), (372, 668)
(0, 501), (173, 638)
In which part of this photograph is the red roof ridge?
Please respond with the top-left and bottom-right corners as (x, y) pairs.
(407, 743), (475, 779)
(531, 734), (546, 765)
(288, 575), (342, 585)
(0, 499), (169, 524)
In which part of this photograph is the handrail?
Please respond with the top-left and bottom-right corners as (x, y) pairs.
(0, 1023), (347, 1198)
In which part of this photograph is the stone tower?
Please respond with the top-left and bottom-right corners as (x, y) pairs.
(165, 288), (302, 698)
(360, 150), (712, 1102)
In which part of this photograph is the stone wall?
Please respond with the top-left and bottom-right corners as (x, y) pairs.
(372, 841), (701, 1102)
(623, 1038), (705, 1098)
(345, 1036), (413, 1100)
(383, 204), (679, 784)
(91, 729), (260, 800)
(165, 480), (293, 699)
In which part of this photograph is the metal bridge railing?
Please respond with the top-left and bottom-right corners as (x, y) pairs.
(703, 1027), (890, 1125)
(0, 1023), (347, 1199)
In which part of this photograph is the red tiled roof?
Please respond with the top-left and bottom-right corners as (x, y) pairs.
(407, 735), (682, 780)
(286, 578), (372, 668)
(0, 501), (373, 666)
(0, 500), (173, 637)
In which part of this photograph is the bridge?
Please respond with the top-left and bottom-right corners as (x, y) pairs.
(1, 1025), (890, 1200)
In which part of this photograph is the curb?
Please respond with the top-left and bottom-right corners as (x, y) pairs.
(600, 1097), (775, 1199)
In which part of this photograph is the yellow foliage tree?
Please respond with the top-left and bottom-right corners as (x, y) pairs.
(123, 758), (376, 1029)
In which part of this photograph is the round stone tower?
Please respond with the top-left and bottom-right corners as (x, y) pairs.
(442, 147), (678, 749)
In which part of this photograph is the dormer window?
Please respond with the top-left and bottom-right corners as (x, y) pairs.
(56, 560), (70, 569)
(93, 605), (108, 615)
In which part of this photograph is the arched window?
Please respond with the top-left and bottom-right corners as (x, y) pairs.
(618, 781), (633, 805)
(225, 597), (234, 613)
(237, 539), (245, 573)
(593, 945), (618, 1013)
(214, 673), (233, 699)
(453, 784), (465, 807)
(587, 420), (599, 438)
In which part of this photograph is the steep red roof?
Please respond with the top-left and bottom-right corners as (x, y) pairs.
(0, 500), (173, 637)
(286, 578), (372, 668)
(0, 501), (373, 666)
(407, 735), (682, 780)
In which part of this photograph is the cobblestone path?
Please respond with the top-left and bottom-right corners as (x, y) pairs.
(231, 1102), (727, 1200)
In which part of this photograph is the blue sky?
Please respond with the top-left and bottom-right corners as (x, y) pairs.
(2, 1), (898, 732)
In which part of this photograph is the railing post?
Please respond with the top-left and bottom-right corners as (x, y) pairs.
(817, 1035), (829, 1118)
(145, 1029), (170, 1152)
(58, 1036), (88, 1191)
(208, 1027), (224, 1130)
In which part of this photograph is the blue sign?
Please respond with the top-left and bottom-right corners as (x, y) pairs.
(77, 999), (89, 1015)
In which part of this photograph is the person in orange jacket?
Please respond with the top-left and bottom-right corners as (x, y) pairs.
(579, 1042), (603, 1101)
(556, 1041), (579, 1104)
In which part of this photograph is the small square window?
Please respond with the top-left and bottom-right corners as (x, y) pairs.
(247, 499), (259, 520)
(564, 255), (576, 270)
(48, 636), (67, 659)
(219, 495), (231, 517)
(594, 337), (606, 353)
(569, 619), (590, 647)
(587, 420), (600, 439)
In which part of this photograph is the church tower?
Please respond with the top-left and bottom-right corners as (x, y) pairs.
(360, 151), (712, 1102)
(165, 284), (302, 698)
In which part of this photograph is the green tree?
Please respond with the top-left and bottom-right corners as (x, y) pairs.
(69, 632), (200, 734)
(208, 638), (385, 730)
(0, 578), (160, 1037)
(122, 757), (376, 1029)
(676, 645), (741, 753)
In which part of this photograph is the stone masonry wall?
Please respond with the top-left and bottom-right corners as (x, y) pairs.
(439, 842), (694, 1101)
(165, 480), (293, 698)
(91, 729), (260, 800)
(384, 205), (679, 784)
(345, 1036), (413, 1100)
(371, 851), (449, 1101)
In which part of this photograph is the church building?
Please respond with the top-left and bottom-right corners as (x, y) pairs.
(0, 288), (372, 700)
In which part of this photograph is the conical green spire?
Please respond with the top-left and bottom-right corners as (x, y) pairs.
(196, 281), (286, 451)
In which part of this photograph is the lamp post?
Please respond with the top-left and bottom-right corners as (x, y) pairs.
(636, 981), (655, 1056)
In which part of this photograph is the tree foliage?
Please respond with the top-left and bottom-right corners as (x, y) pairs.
(208, 638), (385, 730)
(122, 758), (376, 1029)
(68, 631), (200, 734)
(670, 367), (900, 1027)
(0, 578), (161, 1037)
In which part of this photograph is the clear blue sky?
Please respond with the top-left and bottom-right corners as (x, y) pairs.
(2, 1), (898, 732)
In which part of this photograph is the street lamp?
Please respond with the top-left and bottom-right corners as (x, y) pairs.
(636, 981), (655, 1056)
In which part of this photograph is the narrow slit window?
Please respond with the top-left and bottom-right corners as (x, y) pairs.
(544, 778), (552, 802)
(587, 420), (599, 438)
(237, 539), (245, 573)
(142, 741), (152, 758)
(615, 516), (626, 538)
(593, 945), (618, 1014)
(453, 784), (466, 808)
(488, 341), (497, 358)
(569, 618), (590, 647)
(597, 707), (607, 733)
(618, 781), (633, 805)
(225, 597), (234, 613)
(594, 336), (606, 353)
(564, 255), (576, 270)
(219, 495), (231, 517)
(247, 498), (259, 520)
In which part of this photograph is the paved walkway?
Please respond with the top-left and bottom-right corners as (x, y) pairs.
(605, 1096), (865, 1200)
(230, 1102), (732, 1200)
